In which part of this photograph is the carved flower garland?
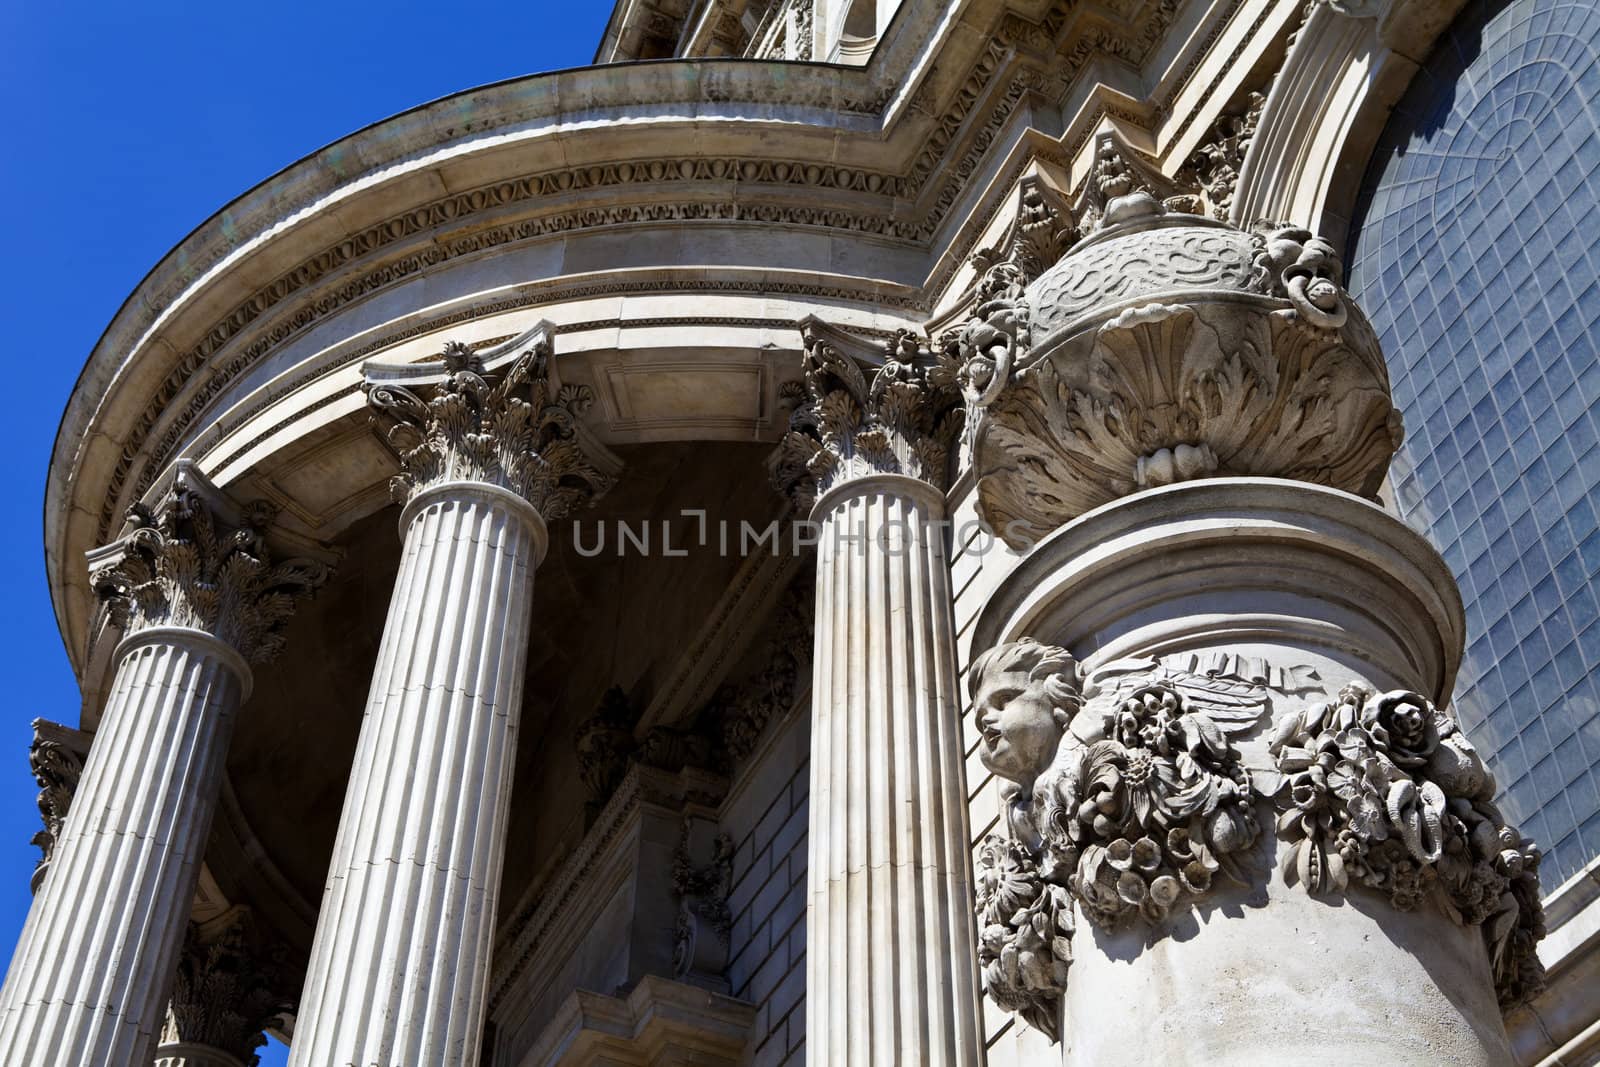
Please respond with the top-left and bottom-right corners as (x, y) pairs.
(1044, 683), (1262, 929)
(975, 834), (1073, 1042)
(1265, 683), (1546, 1008)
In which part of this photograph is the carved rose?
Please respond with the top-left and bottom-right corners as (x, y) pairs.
(1266, 683), (1546, 1008)
(1362, 690), (1440, 768)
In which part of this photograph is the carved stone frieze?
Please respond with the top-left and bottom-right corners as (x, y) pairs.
(971, 639), (1324, 1040)
(958, 197), (1402, 546)
(162, 909), (292, 1067)
(27, 719), (91, 894)
(366, 338), (614, 518)
(87, 463), (332, 663)
(774, 321), (961, 511)
(1263, 684), (1546, 1009)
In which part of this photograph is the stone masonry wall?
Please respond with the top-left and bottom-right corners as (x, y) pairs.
(722, 705), (809, 1066)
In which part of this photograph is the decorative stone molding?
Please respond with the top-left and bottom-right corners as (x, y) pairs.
(27, 718), (91, 893)
(670, 821), (735, 987)
(515, 975), (755, 1067)
(87, 461), (332, 664)
(161, 908), (291, 1067)
(1180, 91), (1266, 220)
(366, 333), (614, 519)
(773, 317), (961, 512)
(1264, 683), (1547, 1009)
(957, 195), (1402, 546)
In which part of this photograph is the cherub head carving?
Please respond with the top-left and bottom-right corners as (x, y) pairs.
(970, 638), (1083, 788)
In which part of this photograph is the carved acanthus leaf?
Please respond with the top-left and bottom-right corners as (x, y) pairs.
(88, 464), (331, 663)
(164, 910), (291, 1066)
(774, 323), (961, 512)
(28, 719), (91, 894)
(367, 339), (614, 520)
(1263, 684), (1546, 1010)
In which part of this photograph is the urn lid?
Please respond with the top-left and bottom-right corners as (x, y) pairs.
(1023, 192), (1259, 346)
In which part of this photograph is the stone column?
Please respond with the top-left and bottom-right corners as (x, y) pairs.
(288, 335), (612, 1067)
(776, 322), (984, 1067)
(153, 907), (291, 1067)
(0, 465), (328, 1065)
(954, 190), (1543, 1065)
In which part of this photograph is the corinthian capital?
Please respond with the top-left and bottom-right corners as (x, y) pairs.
(773, 318), (961, 512)
(28, 718), (91, 894)
(162, 908), (292, 1067)
(364, 325), (616, 520)
(87, 462), (333, 663)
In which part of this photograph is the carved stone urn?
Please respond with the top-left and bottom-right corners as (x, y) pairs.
(960, 191), (1403, 546)
(959, 196), (1540, 1066)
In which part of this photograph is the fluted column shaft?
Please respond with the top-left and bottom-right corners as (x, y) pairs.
(806, 473), (984, 1067)
(0, 628), (248, 1064)
(289, 481), (544, 1067)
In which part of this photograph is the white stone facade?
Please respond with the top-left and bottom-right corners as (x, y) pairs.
(11, 1), (1598, 1065)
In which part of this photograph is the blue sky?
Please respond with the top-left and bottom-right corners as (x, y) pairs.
(0, 3), (612, 1061)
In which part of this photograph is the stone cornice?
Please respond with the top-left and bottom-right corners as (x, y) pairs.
(48, 0), (1336, 673)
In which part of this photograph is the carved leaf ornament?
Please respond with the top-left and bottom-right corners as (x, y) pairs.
(367, 340), (613, 520)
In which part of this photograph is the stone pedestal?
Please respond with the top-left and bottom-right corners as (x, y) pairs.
(0, 630), (247, 1063)
(288, 481), (545, 1067)
(972, 479), (1529, 1067)
(807, 473), (984, 1067)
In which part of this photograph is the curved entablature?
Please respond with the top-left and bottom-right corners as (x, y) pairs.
(49, 0), (1383, 675)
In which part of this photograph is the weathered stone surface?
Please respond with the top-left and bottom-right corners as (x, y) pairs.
(968, 479), (1533, 1065)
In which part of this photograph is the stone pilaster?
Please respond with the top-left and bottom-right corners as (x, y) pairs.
(288, 333), (611, 1067)
(776, 321), (983, 1067)
(0, 464), (328, 1066)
